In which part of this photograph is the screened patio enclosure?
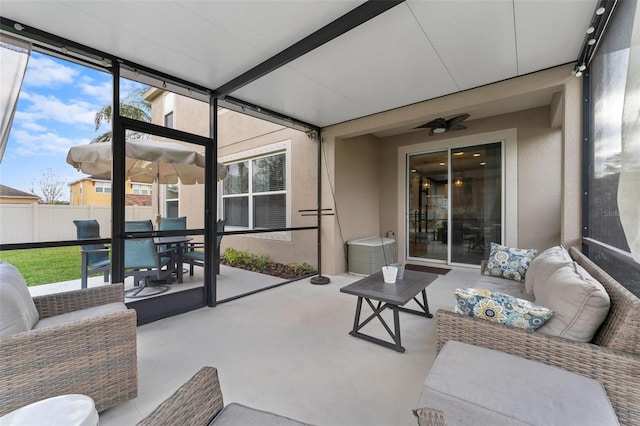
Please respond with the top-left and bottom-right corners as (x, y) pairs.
(1, 0), (638, 308)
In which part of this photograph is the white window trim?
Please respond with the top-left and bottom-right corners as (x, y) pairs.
(94, 180), (112, 194)
(132, 183), (152, 195)
(220, 140), (292, 241)
(397, 129), (518, 265)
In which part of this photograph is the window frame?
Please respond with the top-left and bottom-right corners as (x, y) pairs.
(94, 181), (112, 194)
(220, 140), (291, 240)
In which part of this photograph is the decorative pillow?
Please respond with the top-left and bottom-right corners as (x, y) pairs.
(535, 262), (610, 342)
(524, 245), (572, 295)
(454, 288), (554, 330)
(0, 262), (39, 336)
(483, 243), (538, 282)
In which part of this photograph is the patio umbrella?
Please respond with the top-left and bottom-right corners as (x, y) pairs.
(67, 139), (228, 221)
(66, 139), (227, 184)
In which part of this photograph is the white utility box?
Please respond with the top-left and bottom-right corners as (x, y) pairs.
(347, 236), (396, 276)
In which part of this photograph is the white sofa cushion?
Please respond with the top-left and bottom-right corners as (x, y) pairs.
(417, 341), (619, 425)
(473, 274), (534, 301)
(535, 262), (610, 342)
(0, 262), (39, 336)
(525, 245), (572, 295)
(33, 302), (127, 330)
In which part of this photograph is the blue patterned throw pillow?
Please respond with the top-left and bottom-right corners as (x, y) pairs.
(454, 288), (554, 330)
(484, 242), (538, 282)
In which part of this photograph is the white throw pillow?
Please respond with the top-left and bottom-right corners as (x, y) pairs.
(0, 262), (40, 336)
(525, 245), (572, 295)
(535, 262), (610, 342)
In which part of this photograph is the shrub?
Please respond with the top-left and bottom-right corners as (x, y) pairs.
(221, 248), (316, 279)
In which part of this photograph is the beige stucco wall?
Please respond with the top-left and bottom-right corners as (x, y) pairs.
(217, 110), (318, 267)
(320, 64), (583, 274)
(146, 90), (318, 267)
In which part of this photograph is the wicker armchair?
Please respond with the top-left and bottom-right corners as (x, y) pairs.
(0, 283), (138, 416)
(436, 247), (640, 425)
(138, 366), (311, 425)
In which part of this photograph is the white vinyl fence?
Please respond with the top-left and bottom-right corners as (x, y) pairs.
(0, 204), (154, 245)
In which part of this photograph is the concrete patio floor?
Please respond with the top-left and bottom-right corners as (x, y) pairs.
(95, 267), (471, 426)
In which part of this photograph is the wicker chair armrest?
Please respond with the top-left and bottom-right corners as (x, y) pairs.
(138, 366), (224, 426)
(0, 308), (137, 416)
(413, 407), (446, 426)
(33, 283), (124, 318)
(436, 309), (640, 425)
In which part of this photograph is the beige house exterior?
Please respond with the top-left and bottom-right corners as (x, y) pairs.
(141, 64), (580, 275)
(320, 64), (581, 274)
(143, 88), (318, 268)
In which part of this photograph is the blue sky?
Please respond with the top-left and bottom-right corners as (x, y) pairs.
(0, 51), (142, 201)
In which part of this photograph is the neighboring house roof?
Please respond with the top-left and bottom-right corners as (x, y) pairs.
(68, 176), (110, 186)
(125, 194), (152, 206)
(0, 184), (40, 200)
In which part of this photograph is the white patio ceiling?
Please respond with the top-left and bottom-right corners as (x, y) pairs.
(1, 0), (597, 129)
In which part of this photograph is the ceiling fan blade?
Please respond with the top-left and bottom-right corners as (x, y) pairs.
(446, 114), (470, 127)
(449, 124), (467, 131)
(417, 118), (444, 128)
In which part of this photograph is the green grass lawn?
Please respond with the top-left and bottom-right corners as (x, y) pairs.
(0, 246), (83, 286)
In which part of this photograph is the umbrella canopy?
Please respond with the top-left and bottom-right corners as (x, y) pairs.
(66, 139), (228, 184)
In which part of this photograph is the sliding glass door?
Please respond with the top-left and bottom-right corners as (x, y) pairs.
(407, 142), (502, 266)
(408, 151), (448, 261)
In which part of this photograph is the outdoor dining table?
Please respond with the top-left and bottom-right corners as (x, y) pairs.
(154, 236), (192, 284)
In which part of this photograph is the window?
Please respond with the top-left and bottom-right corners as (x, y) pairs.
(132, 183), (152, 195)
(164, 111), (173, 128)
(223, 152), (286, 229)
(163, 93), (174, 128)
(95, 181), (112, 193)
(165, 184), (179, 217)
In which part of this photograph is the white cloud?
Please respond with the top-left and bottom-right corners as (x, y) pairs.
(23, 55), (79, 87)
(17, 91), (98, 127)
(10, 129), (91, 157)
(78, 76), (112, 104)
(21, 121), (47, 132)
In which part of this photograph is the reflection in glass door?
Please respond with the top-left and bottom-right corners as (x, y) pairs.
(408, 151), (448, 262)
(407, 143), (502, 266)
(450, 143), (501, 265)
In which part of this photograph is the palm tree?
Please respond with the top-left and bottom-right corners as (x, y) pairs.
(92, 87), (151, 143)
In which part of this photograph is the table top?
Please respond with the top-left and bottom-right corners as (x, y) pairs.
(340, 269), (438, 305)
(154, 236), (193, 245)
(0, 394), (98, 426)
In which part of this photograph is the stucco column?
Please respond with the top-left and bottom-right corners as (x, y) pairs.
(561, 75), (583, 247)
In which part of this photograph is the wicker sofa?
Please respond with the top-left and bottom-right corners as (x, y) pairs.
(0, 262), (138, 416)
(424, 247), (639, 425)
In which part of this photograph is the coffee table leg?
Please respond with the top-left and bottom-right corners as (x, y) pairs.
(392, 305), (403, 352)
(352, 296), (363, 333)
(421, 289), (432, 318)
(348, 297), (406, 353)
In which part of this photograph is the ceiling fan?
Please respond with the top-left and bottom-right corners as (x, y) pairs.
(415, 114), (470, 135)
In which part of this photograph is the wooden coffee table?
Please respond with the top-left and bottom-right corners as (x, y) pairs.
(340, 270), (438, 353)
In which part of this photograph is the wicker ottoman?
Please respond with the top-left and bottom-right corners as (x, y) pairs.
(417, 341), (619, 425)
